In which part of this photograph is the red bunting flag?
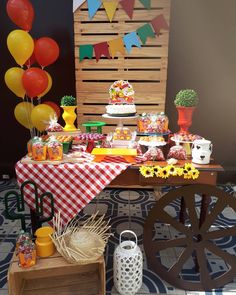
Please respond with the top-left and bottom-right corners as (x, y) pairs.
(94, 42), (111, 61)
(120, 0), (135, 19)
(151, 14), (169, 35)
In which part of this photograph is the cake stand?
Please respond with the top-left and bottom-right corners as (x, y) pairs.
(102, 114), (138, 127)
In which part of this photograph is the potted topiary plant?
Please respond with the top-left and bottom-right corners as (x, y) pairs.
(174, 89), (199, 133)
(61, 95), (77, 131)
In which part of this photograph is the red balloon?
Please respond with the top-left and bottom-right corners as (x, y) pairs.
(44, 101), (61, 118)
(34, 37), (60, 67)
(6, 0), (34, 31)
(25, 39), (37, 68)
(22, 68), (48, 98)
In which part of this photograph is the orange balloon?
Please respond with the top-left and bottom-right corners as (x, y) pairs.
(31, 104), (56, 131)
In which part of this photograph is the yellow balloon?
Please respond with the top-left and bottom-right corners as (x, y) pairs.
(5, 67), (25, 98)
(7, 30), (34, 66)
(31, 104), (56, 132)
(38, 72), (52, 98)
(14, 102), (34, 129)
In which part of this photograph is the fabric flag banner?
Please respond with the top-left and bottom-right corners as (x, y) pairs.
(103, 0), (119, 22)
(120, 0), (135, 19)
(79, 44), (93, 61)
(94, 42), (111, 61)
(151, 14), (169, 35)
(108, 38), (125, 58)
(137, 23), (155, 45)
(123, 32), (141, 53)
(87, 0), (102, 19)
(139, 0), (151, 9)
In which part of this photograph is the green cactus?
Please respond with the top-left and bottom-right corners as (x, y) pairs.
(174, 89), (199, 107)
(61, 95), (76, 106)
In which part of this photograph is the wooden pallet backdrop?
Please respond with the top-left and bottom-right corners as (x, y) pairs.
(74, 0), (171, 133)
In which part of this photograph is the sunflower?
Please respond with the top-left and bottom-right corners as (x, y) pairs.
(176, 167), (183, 176)
(182, 168), (192, 179)
(191, 169), (200, 180)
(184, 163), (195, 172)
(167, 164), (178, 176)
(158, 167), (170, 179)
(139, 166), (154, 178)
(153, 165), (160, 177)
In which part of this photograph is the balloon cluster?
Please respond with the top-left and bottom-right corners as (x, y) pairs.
(5, 0), (60, 133)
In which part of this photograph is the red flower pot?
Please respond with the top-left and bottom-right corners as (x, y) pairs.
(176, 106), (196, 133)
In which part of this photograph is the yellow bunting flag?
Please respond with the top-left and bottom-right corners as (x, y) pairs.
(108, 37), (125, 58)
(103, 0), (119, 22)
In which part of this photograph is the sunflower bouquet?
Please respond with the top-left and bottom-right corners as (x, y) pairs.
(139, 163), (199, 180)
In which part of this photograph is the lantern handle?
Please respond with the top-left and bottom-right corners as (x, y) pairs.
(119, 230), (138, 246)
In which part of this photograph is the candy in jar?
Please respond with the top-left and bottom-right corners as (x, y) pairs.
(156, 112), (169, 133)
(18, 240), (36, 268)
(16, 230), (31, 254)
(32, 139), (47, 161)
(47, 139), (63, 161)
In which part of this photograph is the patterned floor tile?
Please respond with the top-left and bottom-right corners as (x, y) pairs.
(1, 180), (236, 295)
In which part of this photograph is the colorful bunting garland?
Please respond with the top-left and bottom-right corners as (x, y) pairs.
(87, 0), (153, 21)
(79, 14), (168, 62)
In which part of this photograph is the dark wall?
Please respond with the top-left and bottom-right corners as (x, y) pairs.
(0, 0), (235, 182)
(0, 0), (76, 177)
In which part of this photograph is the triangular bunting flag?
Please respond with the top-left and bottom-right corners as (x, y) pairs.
(79, 44), (93, 61)
(108, 38), (125, 58)
(103, 0), (119, 22)
(94, 42), (111, 61)
(87, 0), (102, 19)
(151, 14), (169, 35)
(73, 0), (86, 12)
(120, 0), (135, 19)
(139, 0), (151, 9)
(123, 32), (141, 53)
(137, 23), (155, 45)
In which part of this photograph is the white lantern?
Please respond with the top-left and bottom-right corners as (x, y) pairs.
(113, 230), (143, 295)
(192, 139), (213, 164)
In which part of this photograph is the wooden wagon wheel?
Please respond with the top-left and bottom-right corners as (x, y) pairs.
(143, 184), (236, 291)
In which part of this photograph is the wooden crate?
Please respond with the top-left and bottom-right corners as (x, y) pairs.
(8, 252), (105, 295)
(74, 0), (171, 133)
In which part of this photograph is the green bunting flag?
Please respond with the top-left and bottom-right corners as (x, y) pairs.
(79, 44), (94, 61)
(139, 0), (151, 9)
(137, 23), (155, 45)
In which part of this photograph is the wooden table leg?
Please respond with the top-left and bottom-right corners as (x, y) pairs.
(179, 197), (186, 224)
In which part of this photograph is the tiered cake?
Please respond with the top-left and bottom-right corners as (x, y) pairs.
(105, 80), (136, 116)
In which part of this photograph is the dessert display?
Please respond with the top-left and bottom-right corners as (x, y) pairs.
(47, 139), (63, 161)
(113, 127), (132, 141)
(138, 136), (166, 147)
(105, 80), (136, 116)
(167, 145), (187, 160)
(137, 112), (169, 134)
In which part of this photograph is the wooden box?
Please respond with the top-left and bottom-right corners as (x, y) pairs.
(8, 252), (105, 295)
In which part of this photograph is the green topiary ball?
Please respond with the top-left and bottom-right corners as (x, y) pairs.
(174, 89), (199, 107)
(61, 95), (76, 106)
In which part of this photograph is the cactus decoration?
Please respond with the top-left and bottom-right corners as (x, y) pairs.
(4, 180), (54, 232)
(61, 95), (76, 106)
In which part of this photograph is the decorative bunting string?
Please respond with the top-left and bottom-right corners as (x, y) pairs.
(103, 0), (119, 22)
(87, 0), (152, 21)
(79, 14), (168, 62)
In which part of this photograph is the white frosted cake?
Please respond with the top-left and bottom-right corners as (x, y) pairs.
(105, 80), (136, 116)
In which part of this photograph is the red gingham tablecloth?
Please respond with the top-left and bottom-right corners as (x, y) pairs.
(15, 159), (130, 225)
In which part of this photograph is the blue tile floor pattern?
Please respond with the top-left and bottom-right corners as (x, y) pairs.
(0, 179), (236, 295)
